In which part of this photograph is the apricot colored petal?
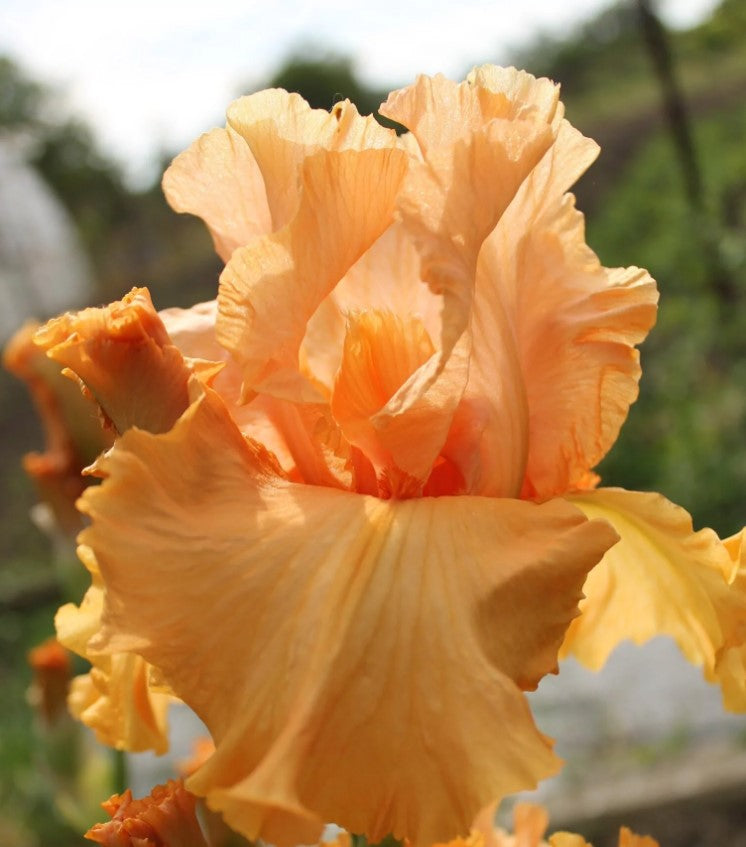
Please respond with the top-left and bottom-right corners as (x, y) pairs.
(158, 301), (353, 486)
(462, 122), (595, 497)
(57, 580), (170, 753)
(379, 74), (557, 458)
(302, 223), (442, 391)
(333, 223), (441, 332)
(394, 117), (553, 360)
(562, 489), (743, 702)
(34, 288), (193, 436)
(68, 656), (170, 755)
(466, 120), (657, 499)
(227, 91), (398, 230)
(162, 126), (272, 262)
(371, 333), (470, 488)
(331, 309), (439, 486)
(217, 146), (408, 400)
(381, 68), (560, 157)
(4, 320), (111, 463)
(79, 388), (616, 845)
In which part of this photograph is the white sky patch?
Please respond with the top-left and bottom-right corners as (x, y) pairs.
(1, 0), (720, 185)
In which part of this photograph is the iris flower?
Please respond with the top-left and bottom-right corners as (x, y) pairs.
(30, 66), (745, 846)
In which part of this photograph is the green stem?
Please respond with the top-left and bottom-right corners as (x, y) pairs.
(113, 748), (128, 795)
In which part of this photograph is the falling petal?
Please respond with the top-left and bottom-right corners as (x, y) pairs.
(80, 386), (616, 845)
(562, 488), (746, 712)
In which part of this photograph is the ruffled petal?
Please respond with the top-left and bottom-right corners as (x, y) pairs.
(79, 386), (616, 846)
(162, 126), (272, 262)
(35, 288), (196, 436)
(217, 143), (408, 401)
(302, 222), (442, 392)
(227, 91), (398, 230)
(331, 309), (438, 490)
(562, 488), (745, 710)
(466, 119), (657, 499)
(86, 780), (208, 847)
(713, 529), (746, 710)
(374, 70), (560, 484)
(382, 72), (556, 359)
(4, 321), (112, 533)
(57, 574), (170, 754)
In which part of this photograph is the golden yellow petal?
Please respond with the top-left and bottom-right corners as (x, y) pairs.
(712, 528), (746, 710)
(68, 655), (170, 755)
(56, 579), (170, 753)
(562, 489), (744, 709)
(34, 288), (194, 436)
(78, 387), (616, 846)
(162, 126), (272, 262)
(217, 146), (408, 400)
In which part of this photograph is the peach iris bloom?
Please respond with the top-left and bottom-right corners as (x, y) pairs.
(33, 67), (745, 846)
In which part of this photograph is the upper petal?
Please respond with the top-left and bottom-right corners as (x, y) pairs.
(474, 122), (657, 499)
(227, 91), (399, 230)
(79, 386), (617, 846)
(302, 223), (442, 393)
(162, 126), (272, 262)
(217, 144), (408, 401)
(363, 70), (561, 483)
(562, 488), (746, 711)
(381, 71), (557, 363)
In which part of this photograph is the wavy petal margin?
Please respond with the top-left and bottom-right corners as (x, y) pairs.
(470, 121), (657, 499)
(56, 574), (170, 754)
(80, 386), (617, 845)
(34, 288), (196, 436)
(217, 145), (408, 401)
(562, 488), (746, 711)
(162, 126), (272, 262)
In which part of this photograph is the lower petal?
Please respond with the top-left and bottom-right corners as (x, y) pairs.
(56, 569), (171, 754)
(80, 388), (616, 846)
(562, 488), (746, 711)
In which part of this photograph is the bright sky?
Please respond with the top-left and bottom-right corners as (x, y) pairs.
(1, 0), (719, 185)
